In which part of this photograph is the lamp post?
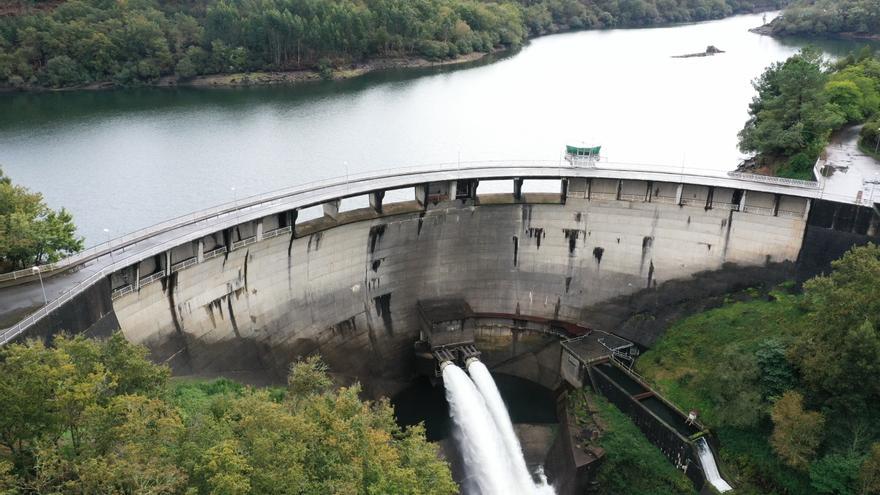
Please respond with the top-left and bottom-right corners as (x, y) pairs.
(231, 186), (241, 221)
(32, 266), (48, 305)
(103, 228), (115, 265)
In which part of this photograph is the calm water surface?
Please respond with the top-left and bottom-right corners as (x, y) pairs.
(0, 12), (874, 243)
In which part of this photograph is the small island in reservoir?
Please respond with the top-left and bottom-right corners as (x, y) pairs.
(673, 45), (725, 58)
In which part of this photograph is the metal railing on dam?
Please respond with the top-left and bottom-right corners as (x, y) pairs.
(0, 159), (843, 345)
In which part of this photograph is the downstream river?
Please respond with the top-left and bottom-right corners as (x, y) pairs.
(0, 12), (873, 244)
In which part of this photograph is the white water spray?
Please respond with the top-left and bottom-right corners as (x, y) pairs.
(467, 359), (556, 495)
(442, 362), (519, 494)
(696, 437), (732, 493)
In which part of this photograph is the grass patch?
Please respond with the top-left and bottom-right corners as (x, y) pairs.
(570, 391), (696, 495)
(635, 290), (807, 425)
(170, 377), (286, 419)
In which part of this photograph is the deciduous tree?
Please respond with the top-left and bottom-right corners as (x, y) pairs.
(794, 244), (880, 412)
(770, 391), (825, 470)
(860, 443), (880, 495)
(0, 167), (83, 272)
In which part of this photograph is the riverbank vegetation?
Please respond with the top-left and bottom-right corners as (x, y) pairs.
(739, 48), (880, 178)
(860, 118), (880, 159)
(0, 336), (456, 494)
(0, 167), (82, 273)
(764, 0), (880, 38)
(0, 0), (787, 90)
(636, 244), (880, 495)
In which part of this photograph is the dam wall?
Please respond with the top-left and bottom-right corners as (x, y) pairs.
(25, 277), (119, 343)
(108, 187), (809, 392)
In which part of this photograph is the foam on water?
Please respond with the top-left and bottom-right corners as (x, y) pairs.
(443, 360), (555, 494)
(696, 437), (733, 493)
(467, 360), (555, 495)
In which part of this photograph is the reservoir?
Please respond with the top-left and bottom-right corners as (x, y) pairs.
(0, 11), (872, 244)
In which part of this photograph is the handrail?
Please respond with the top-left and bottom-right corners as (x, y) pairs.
(0, 160), (553, 283)
(0, 267), (108, 345)
(1, 159), (828, 284)
(726, 171), (820, 189)
(0, 159), (835, 345)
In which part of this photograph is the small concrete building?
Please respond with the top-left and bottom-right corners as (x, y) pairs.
(417, 298), (474, 349)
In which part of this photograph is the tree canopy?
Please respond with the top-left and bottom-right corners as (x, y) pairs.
(0, 335), (457, 494)
(795, 243), (880, 413)
(739, 49), (844, 166)
(0, 167), (82, 272)
(739, 48), (880, 178)
(637, 244), (880, 494)
(768, 0), (880, 37)
(770, 391), (825, 470)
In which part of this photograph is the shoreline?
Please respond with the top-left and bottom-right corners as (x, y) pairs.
(159, 51), (495, 89)
(0, 9), (785, 94)
(0, 51), (496, 93)
(750, 23), (880, 41)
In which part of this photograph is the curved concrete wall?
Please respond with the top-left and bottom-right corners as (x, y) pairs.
(111, 193), (807, 393)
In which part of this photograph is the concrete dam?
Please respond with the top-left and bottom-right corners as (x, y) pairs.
(1, 160), (878, 394)
(2, 159), (879, 493)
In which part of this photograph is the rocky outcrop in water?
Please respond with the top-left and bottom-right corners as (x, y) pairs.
(672, 45), (725, 58)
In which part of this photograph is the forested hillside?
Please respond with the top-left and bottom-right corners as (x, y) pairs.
(766, 0), (880, 37)
(0, 0), (787, 89)
(638, 244), (880, 495)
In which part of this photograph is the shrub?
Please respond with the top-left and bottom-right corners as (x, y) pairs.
(175, 56), (197, 79)
(315, 57), (333, 80)
(417, 40), (450, 60)
(860, 119), (880, 154)
(42, 55), (87, 88)
(810, 454), (861, 495)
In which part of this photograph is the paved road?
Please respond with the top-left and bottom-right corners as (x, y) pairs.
(821, 125), (880, 206)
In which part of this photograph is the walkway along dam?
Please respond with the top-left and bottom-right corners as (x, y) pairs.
(1, 159), (879, 394)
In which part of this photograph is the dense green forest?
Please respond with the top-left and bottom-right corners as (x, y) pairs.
(767, 0), (880, 37)
(637, 244), (880, 495)
(0, 336), (456, 494)
(739, 48), (880, 178)
(0, 167), (82, 272)
(0, 0), (787, 89)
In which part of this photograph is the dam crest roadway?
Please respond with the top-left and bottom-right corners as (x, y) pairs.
(0, 156), (878, 363)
